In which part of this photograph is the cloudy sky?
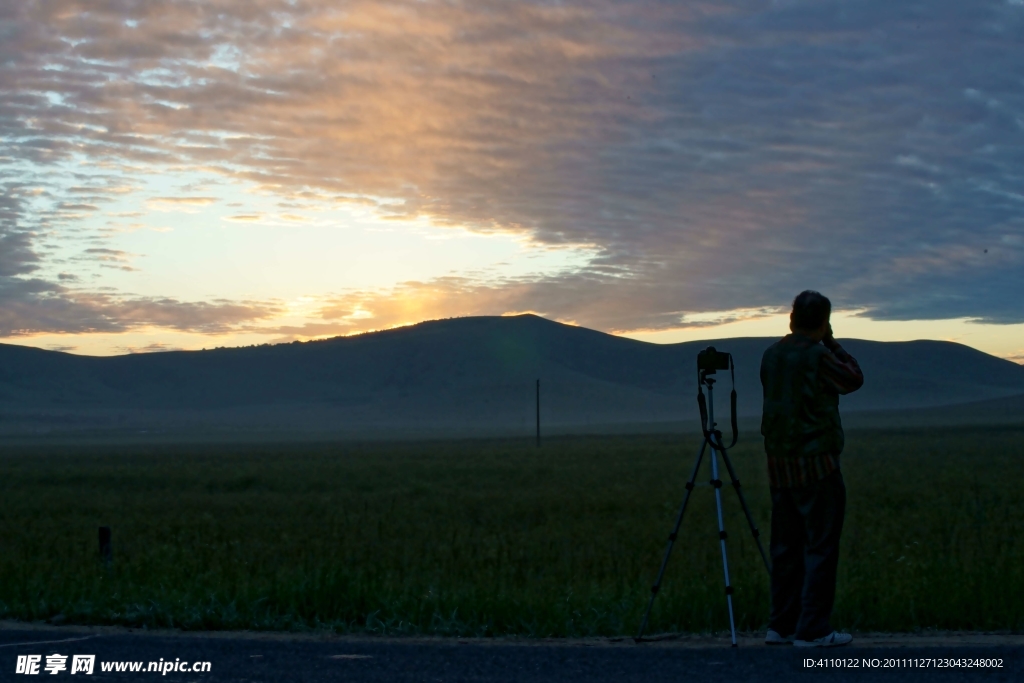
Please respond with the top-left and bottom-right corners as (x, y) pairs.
(2, 0), (1023, 360)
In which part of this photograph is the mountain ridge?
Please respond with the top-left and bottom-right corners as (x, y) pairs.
(2, 314), (1023, 436)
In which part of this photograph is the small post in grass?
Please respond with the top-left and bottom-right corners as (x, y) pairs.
(98, 526), (112, 565)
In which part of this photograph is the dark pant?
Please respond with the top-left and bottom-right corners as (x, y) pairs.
(768, 469), (846, 641)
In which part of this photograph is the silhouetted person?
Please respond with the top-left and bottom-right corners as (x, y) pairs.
(760, 290), (863, 647)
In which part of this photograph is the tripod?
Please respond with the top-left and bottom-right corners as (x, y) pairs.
(635, 348), (772, 646)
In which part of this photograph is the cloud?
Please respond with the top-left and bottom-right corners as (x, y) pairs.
(673, 308), (789, 329)
(83, 247), (132, 261)
(145, 197), (219, 211)
(307, 273), (711, 334)
(0, 230), (40, 278)
(0, 276), (281, 337)
(1, 0), (1022, 338)
(46, 345), (78, 353)
(115, 342), (185, 354)
(256, 322), (368, 339)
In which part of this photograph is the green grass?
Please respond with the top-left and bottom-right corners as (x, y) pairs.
(1, 426), (1023, 636)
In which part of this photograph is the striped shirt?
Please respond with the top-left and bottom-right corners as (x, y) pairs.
(765, 339), (864, 488)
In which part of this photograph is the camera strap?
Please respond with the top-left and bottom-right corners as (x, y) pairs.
(697, 356), (738, 450)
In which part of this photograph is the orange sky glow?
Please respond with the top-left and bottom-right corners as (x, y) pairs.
(2, 1), (1021, 362)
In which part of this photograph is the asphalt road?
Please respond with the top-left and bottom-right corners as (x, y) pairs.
(1, 625), (1021, 683)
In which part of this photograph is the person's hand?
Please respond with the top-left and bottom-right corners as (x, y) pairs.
(823, 323), (840, 350)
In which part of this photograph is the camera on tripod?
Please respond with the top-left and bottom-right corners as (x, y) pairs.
(635, 345), (771, 646)
(697, 346), (731, 375)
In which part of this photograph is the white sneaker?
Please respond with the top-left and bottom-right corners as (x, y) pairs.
(794, 631), (853, 647)
(765, 629), (795, 645)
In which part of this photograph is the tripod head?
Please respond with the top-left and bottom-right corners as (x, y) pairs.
(696, 346), (738, 450)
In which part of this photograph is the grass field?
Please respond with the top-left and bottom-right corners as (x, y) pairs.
(1, 426), (1023, 637)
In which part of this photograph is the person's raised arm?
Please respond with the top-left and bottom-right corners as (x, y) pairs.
(820, 325), (864, 394)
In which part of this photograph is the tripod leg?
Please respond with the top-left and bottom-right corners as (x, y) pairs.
(635, 437), (708, 642)
(710, 444), (738, 647)
(719, 449), (772, 576)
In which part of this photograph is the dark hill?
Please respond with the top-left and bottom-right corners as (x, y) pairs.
(2, 315), (1023, 437)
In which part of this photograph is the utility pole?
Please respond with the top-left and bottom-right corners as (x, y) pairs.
(536, 379), (541, 447)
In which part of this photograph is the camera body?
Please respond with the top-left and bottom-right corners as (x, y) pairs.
(697, 346), (731, 374)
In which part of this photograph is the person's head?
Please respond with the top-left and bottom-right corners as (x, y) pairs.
(789, 290), (831, 340)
